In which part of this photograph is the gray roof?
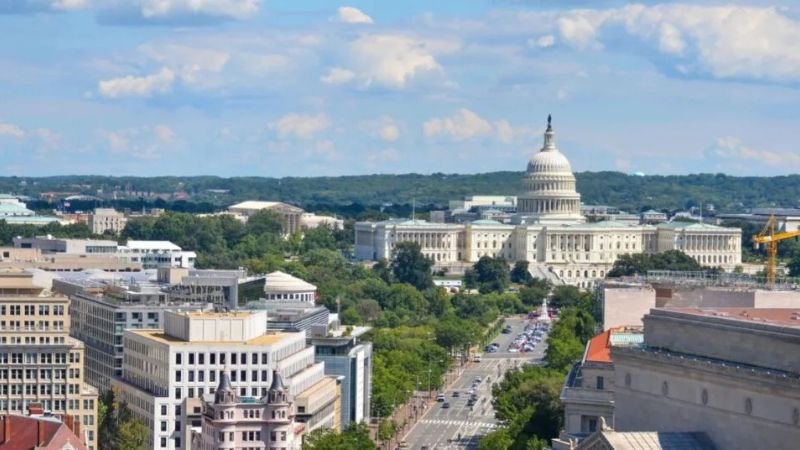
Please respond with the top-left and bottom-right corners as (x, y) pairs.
(269, 370), (287, 392)
(585, 431), (715, 450)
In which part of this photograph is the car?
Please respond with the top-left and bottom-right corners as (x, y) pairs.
(421, 447), (430, 450)
(474, 376), (482, 382)
(468, 388), (475, 396)
(473, 354), (482, 362)
(509, 348), (519, 353)
(436, 393), (446, 402)
(501, 328), (512, 334)
(442, 402), (450, 409)
(452, 391), (460, 397)
(396, 441), (409, 449)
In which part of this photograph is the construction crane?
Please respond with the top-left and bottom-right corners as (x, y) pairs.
(752, 215), (800, 285)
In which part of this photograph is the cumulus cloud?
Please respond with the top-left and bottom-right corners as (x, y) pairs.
(532, 34), (555, 48)
(495, 120), (514, 144)
(337, 6), (372, 24)
(349, 34), (455, 88)
(0, 0), (88, 13)
(137, 44), (230, 87)
(424, 109), (493, 141)
(0, 122), (25, 139)
(98, 67), (175, 98)
(272, 113), (330, 139)
(321, 67), (356, 85)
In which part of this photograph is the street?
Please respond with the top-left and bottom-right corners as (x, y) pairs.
(401, 315), (548, 449)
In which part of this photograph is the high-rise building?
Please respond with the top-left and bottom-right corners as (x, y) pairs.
(113, 310), (337, 450)
(193, 370), (303, 450)
(0, 292), (98, 450)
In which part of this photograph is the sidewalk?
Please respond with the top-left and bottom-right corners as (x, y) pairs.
(372, 361), (467, 449)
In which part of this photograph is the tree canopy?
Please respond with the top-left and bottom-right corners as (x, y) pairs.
(607, 250), (703, 277)
(390, 242), (433, 291)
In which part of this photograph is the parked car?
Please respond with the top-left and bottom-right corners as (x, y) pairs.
(473, 354), (482, 363)
(436, 393), (446, 402)
(452, 391), (460, 397)
(442, 402), (450, 409)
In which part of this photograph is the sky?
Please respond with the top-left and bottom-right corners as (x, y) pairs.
(1, 1), (800, 177)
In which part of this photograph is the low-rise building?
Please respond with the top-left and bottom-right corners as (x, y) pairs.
(0, 247), (141, 273)
(113, 310), (337, 450)
(553, 328), (643, 449)
(87, 208), (127, 235)
(0, 408), (88, 450)
(13, 237), (195, 269)
(193, 370), (303, 450)
(263, 271), (317, 304)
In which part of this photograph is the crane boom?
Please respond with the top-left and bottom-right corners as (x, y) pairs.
(752, 215), (800, 285)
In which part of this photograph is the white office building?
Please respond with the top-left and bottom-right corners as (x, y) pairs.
(114, 310), (337, 450)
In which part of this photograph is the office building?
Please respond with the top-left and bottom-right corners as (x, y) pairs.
(13, 237), (196, 269)
(87, 208), (127, 236)
(0, 291), (98, 450)
(0, 247), (141, 273)
(114, 310), (337, 450)
(612, 307), (800, 449)
(193, 370), (303, 450)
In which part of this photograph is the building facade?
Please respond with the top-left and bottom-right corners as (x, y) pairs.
(194, 370), (302, 450)
(263, 271), (317, 304)
(0, 294), (98, 450)
(87, 208), (127, 236)
(612, 307), (800, 450)
(113, 310), (337, 450)
(355, 119), (742, 287)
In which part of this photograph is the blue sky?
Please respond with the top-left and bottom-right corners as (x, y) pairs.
(1, 1), (800, 177)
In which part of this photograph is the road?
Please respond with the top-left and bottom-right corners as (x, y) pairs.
(401, 315), (548, 449)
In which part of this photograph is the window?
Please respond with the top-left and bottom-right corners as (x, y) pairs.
(175, 370), (182, 382)
(174, 388), (182, 399)
(588, 418), (598, 433)
(175, 353), (182, 365)
(596, 376), (604, 390)
(161, 405), (167, 416)
(188, 353), (195, 364)
(210, 353), (216, 365)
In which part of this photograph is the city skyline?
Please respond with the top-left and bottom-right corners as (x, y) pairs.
(1, 1), (799, 177)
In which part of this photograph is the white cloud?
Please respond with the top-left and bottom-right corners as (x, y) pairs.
(379, 123), (400, 142)
(349, 34), (453, 88)
(116, 0), (260, 21)
(0, 123), (25, 139)
(534, 34), (555, 48)
(154, 125), (177, 143)
(657, 23), (685, 55)
(709, 136), (800, 168)
(321, 67), (356, 85)
(0, 0), (89, 13)
(423, 109), (493, 141)
(52, 0), (88, 10)
(137, 44), (230, 86)
(557, 11), (607, 49)
(273, 113), (330, 139)
(495, 120), (514, 144)
(98, 67), (175, 98)
(337, 6), (373, 24)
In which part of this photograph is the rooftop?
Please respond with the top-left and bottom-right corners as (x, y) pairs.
(122, 240), (182, 250)
(585, 327), (644, 364)
(662, 307), (800, 328)
(587, 430), (715, 450)
(229, 201), (303, 212)
(656, 222), (730, 230)
(264, 271), (316, 293)
(129, 328), (289, 346)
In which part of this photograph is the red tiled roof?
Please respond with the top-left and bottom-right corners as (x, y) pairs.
(585, 330), (612, 363)
(0, 415), (86, 450)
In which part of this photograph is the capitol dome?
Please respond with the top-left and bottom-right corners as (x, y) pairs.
(517, 116), (583, 223)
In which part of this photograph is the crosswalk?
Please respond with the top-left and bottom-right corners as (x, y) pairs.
(420, 419), (499, 429)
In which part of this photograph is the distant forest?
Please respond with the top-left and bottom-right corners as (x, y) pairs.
(6, 171), (800, 219)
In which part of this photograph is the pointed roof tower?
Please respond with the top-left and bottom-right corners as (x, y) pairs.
(214, 368), (237, 404)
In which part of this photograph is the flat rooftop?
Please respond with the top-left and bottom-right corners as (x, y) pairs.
(128, 329), (289, 346)
(662, 307), (800, 328)
(585, 327), (644, 364)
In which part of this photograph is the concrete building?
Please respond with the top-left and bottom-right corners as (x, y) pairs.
(263, 271), (317, 304)
(640, 210), (667, 225)
(0, 409), (88, 450)
(13, 237), (195, 269)
(448, 196), (517, 212)
(0, 195), (66, 227)
(0, 247), (141, 273)
(87, 208), (127, 235)
(0, 292), (98, 450)
(113, 310), (337, 450)
(299, 213), (343, 231)
(355, 118), (742, 288)
(193, 370), (303, 450)
(612, 307), (800, 450)
(55, 269), (264, 391)
(310, 326), (372, 428)
(552, 328), (643, 449)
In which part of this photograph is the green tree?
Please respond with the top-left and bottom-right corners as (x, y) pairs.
(510, 261), (534, 285)
(478, 429), (514, 450)
(788, 254), (800, 277)
(372, 259), (393, 284)
(607, 250), (702, 277)
(390, 242), (433, 291)
(246, 209), (284, 236)
(115, 418), (149, 450)
(472, 256), (510, 293)
(303, 423), (375, 450)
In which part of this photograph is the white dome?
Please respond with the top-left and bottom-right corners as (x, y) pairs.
(527, 149), (573, 175)
(264, 271), (317, 293)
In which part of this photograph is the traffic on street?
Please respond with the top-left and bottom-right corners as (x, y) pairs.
(399, 315), (550, 449)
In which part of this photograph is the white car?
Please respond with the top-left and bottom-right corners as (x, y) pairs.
(509, 348), (519, 353)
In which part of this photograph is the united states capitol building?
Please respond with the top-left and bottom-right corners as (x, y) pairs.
(355, 118), (741, 287)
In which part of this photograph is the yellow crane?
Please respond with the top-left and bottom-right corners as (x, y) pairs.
(752, 215), (800, 285)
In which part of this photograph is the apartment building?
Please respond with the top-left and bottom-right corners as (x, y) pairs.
(0, 293), (98, 450)
(113, 310), (338, 450)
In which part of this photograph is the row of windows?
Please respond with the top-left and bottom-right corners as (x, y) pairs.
(0, 352), (76, 364)
(0, 305), (65, 316)
(176, 352), (269, 366)
(176, 369), (270, 384)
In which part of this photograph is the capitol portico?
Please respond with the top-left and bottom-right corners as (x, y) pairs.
(355, 117), (742, 287)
